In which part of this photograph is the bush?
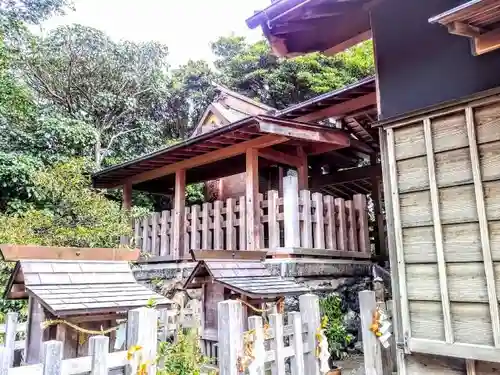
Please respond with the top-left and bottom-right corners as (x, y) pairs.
(319, 295), (353, 359)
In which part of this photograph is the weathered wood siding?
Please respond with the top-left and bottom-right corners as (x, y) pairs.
(382, 92), (500, 367)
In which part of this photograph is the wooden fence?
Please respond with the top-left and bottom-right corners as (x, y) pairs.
(217, 293), (330, 375)
(135, 177), (370, 257)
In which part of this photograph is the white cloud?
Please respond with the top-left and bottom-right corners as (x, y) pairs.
(38, 0), (270, 66)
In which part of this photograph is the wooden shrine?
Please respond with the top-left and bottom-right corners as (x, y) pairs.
(1, 245), (172, 362)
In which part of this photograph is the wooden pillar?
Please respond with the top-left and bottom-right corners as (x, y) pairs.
(172, 169), (186, 259)
(246, 148), (261, 250)
(122, 183), (132, 211)
(297, 146), (308, 190)
(371, 154), (385, 260)
(25, 297), (45, 364)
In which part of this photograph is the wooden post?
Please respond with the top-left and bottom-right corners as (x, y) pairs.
(214, 201), (223, 249)
(89, 336), (109, 375)
(290, 312), (305, 375)
(4, 312), (17, 368)
(172, 169), (186, 259)
(248, 316), (265, 375)
(268, 190), (280, 248)
(299, 294), (320, 375)
(246, 148), (261, 250)
(123, 183), (132, 211)
(301, 190), (313, 248)
(297, 146), (308, 190)
(312, 192), (325, 249)
(41, 341), (62, 375)
(284, 175), (300, 247)
(126, 307), (158, 375)
(359, 290), (383, 375)
(370, 155), (385, 259)
(0, 347), (8, 375)
(25, 297), (45, 364)
(218, 300), (243, 375)
(270, 313), (285, 375)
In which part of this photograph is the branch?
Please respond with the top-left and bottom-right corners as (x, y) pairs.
(103, 128), (140, 156)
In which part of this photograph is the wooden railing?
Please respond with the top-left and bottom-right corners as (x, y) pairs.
(135, 179), (370, 258)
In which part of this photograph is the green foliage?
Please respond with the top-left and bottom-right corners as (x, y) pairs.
(319, 295), (353, 360)
(157, 329), (208, 375)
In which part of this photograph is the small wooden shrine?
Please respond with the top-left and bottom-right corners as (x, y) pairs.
(1, 245), (172, 362)
(183, 250), (309, 342)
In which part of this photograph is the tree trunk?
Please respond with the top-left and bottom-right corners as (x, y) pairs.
(95, 133), (102, 169)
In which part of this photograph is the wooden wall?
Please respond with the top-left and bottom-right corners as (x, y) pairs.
(382, 92), (500, 366)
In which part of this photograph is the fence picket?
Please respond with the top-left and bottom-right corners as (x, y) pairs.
(160, 210), (169, 256)
(134, 220), (141, 249)
(213, 201), (223, 249)
(142, 216), (150, 253)
(202, 203), (211, 249)
(238, 196), (246, 250)
(151, 212), (159, 256)
(284, 176), (300, 247)
(268, 190), (280, 248)
(218, 301), (243, 375)
(324, 196), (336, 250)
(270, 313), (285, 375)
(226, 198), (236, 250)
(335, 198), (348, 251)
(299, 294), (321, 375)
(354, 194), (370, 253)
(290, 312), (305, 375)
(346, 201), (358, 252)
(190, 205), (201, 250)
(126, 308), (158, 375)
(89, 336), (108, 375)
(247, 316), (265, 375)
(300, 190), (313, 248)
(312, 193), (325, 249)
(42, 341), (62, 375)
(4, 313), (17, 368)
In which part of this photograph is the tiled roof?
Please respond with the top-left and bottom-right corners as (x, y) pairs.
(17, 260), (171, 316)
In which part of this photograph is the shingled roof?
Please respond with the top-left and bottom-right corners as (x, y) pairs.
(184, 260), (309, 299)
(5, 260), (172, 316)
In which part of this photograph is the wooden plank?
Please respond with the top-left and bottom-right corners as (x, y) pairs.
(259, 148), (302, 167)
(296, 93), (376, 123)
(202, 203), (211, 249)
(311, 164), (381, 189)
(334, 198), (348, 251)
(172, 169), (186, 260)
(190, 205), (201, 250)
(359, 291), (383, 375)
(346, 201), (358, 251)
(270, 313), (285, 375)
(300, 190), (313, 248)
(393, 122), (426, 160)
(213, 201), (223, 249)
(89, 336), (108, 375)
(405, 353), (465, 375)
(312, 193), (325, 249)
(289, 312), (305, 375)
(466, 106), (500, 347)
(238, 196), (246, 250)
(386, 128), (411, 350)
(0, 245), (139, 262)
(284, 175), (300, 248)
(225, 198), (236, 250)
(134, 220), (141, 250)
(466, 359), (476, 375)
(353, 194), (370, 253)
(151, 212), (159, 256)
(126, 308), (157, 375)
(3, 313), (17, 368)
(142, 216), (150, 253)
(267, 247), (371, 259)
(218, 301), (243, 375)
(268, 190), (280, 248)
(323, 196), (337, 250)
(247, 316), (265, 375)
(431, 112), (468, 153)
(41, 341), (62, 375)
(474, 28), (500, 55)
(299, 294), (320, 375)
(297, 146), (308, 190)
(423, 118), (453, 344)
(246, 148), (261, 250)
(25, 299), (44, 365)
(159, 210), (169, 257)
(123, 134), (288, 186)
(258, 122), (351, 148)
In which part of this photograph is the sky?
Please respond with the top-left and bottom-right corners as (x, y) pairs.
(39, 0), (270, 67)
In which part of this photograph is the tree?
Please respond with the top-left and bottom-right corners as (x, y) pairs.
(23, 24), (172, 168)
(212, 35), (374, 109)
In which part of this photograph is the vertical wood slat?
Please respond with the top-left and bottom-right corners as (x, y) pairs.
(226, 198), (236, 251)
(359, 291), (383, 375)
(312, 193), (325, 249)
(290, 312), (305, 375)
(172, 169), (186, 260)
(299, 294), (320, 375)
(191, 205), (201, 250)
(386, 128), (411, 349)
(41, 340), (62, 375)
(213, 201), (223, 249)
(353, 194), (370, 253)
(142, 216), (150, 254)
(465, 106), (500, 347)
(134, 220), (141, 250)
(300, 190), (313, 248)
(218, 301), (243, 375)
(259, 193), (265, 248)
(202, 202), (211, 249)
(270, 313), (285, 375)
(284, 175), (300, 247)
(268, 190), (280, 248)
(127, 308), (158, 375)
(160, 210), (169, 256)
(151, 212), (159, 256)
(346, 201), (358, 252)
(89, 336), (108, 375)
(184, 207), (190, 256)
(466, 359), (476, 375)
(246, 148), (260, 250)
(335, 198), (348, 251)
(324, 196), (336, 250)
(247, 316), (265, 375)
(3, 313), (17, 368)
(239, 196), (246, 250)
(423, 118), (454, 344)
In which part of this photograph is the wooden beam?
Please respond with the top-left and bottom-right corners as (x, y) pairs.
(473, 28), (500, 55)
(172, 169), (186, 259)
(296, 92), (377, 122)
(0, 245), (139, 261)
(258, 122), (351, 147)
(448, 21), (483, 37)
(124, 134), (288, 186)
(259, 148), (302, 167)
(246, 148), (261, 250)
(311, 164), (381, 189)
(323, 30), (372, 56)
(296, 146), (308, 190)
